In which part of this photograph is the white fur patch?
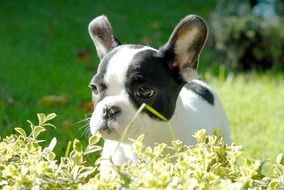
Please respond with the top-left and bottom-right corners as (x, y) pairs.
(104, 47), (143, 95)
(180, 67), (197, 82)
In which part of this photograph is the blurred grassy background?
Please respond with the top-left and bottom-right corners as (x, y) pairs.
(0, 0), (283, 161)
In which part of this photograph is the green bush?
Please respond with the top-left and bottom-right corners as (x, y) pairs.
(0, 113), (283, 189)
(0, 113), (102, 190)
(211, 0), (284, 71)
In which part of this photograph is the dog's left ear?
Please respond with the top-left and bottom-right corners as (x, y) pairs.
(88, 15), (121, 60)
(159, 15), (208, 82)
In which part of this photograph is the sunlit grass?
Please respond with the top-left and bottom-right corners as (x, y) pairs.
(205, 72), (284, 161)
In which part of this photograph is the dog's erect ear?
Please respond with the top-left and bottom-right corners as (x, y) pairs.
(88, 15), (121, 59)
(159, 15), (208, 82)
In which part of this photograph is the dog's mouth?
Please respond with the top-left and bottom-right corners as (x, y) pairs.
(91, 119), (122, 139)
(100, 120), (114, 134)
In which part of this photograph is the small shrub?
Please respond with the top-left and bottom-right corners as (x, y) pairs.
(0, 113), (283, 189)
(0, 113), (102, 189)
(211, 0), (284, 71)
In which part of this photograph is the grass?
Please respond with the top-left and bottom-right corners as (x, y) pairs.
(206, 71), (284, 161)
(0, 0), (283, 162)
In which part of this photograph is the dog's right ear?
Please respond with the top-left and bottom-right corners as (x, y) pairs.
(88, 15), (121, 60)
(159, 15), (208, 82)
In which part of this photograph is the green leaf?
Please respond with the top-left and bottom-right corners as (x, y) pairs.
(47, 151), (56, 160)
(268, 181), (278, 190)
(120, 172), (132, 187)
(73, 139), (83, 152)
(32, 126), (46, 139)
(71, 151), (83, 164)
(43, 123), (56, 129)
(78, 167), (96, 179)
(70, 165), (80, 180)
(84, 145), (102, 155)
(37, 113), (46, 125)
(193, 129), (206, 143)
(27, 120), (34, 129)
(276, 153), (284, 165)
(136, 134), (145, 143)
(0, 180), (8, 186)
(46, 113), (57, 121)
(5, 165), (17, 176)
(88, 134), (101, 146)
(15, 128), (26, 138)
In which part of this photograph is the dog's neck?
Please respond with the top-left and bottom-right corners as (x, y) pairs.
(132, 96), (187, 146)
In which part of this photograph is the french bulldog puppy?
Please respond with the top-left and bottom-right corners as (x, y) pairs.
(88, 15), (231, 176)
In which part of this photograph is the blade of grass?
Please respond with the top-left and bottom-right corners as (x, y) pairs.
(115, 103), (146, 153)
(144, 104), (176, 140)
(114, 103), (177, 154)
(65, 141), (72, 157)
(144, 104), (168, 121)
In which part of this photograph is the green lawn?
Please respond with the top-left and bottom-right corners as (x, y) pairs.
(207, 72), (284, 161)
(0, 0), (283, 161)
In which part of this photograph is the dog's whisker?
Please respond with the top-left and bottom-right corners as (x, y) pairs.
(74, 121), (92, 138)
(72, 117), (91, 127)
(79, 123), (89, 131)
(81, 126), (91, 138)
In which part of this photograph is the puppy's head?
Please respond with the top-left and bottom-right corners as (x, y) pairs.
(88, 15), (207, 141)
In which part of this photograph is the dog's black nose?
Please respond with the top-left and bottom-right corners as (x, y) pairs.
(103, 106), (121, 120)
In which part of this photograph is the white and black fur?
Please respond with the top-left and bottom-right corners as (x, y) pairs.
(88, 15), (231, 176)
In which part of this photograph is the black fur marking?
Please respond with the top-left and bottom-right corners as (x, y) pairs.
(186, 82), (214, 105)
(126, 49), (185, 120)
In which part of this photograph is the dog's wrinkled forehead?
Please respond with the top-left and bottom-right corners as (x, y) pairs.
(93, 45), (156, 93)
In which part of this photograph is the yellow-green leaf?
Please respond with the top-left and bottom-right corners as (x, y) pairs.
(43, 123), (56, 128)
(84, 145), (102, 155)
(46, 113), (57, 121)
(193, 129), (206, 143)
(88, 134), (101, 146)
(15, 128), (26, 138)
(37, 113), (46, 125)
(71, 151), (83, 164)
(73, 139), (83, 152)
(32, 126), (46, 139)
(276, 153), (284, 165)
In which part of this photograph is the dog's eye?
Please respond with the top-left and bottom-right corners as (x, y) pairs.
(89, 84), (98, 95)
(136, 87), (155, 99)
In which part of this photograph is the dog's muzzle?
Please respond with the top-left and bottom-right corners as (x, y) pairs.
(102, 105), (121, 120)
